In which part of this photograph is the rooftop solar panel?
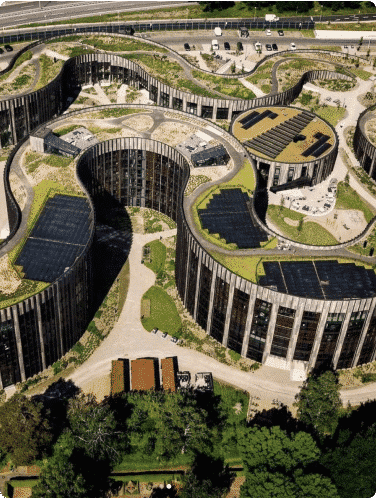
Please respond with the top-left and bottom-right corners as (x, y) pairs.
(312, 142), (331, 158)
(16, 195), (91, 283)
(260, 260), (376, 299)
(198, 188), (268, 248)
(240, 111), (259, 126)
(243, 110), (273, 130)
(302, 134), (330, 158)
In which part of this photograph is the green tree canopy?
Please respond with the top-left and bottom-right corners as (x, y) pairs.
(180, 453), (234, 498)
(294, 370), (342, 436)
(126, 391), (213, 461)
(67, 393), (123, 464)
(239, 426), (339, 498)
(321, 424), (376, 498)
(31, 453), (87, 498)
(0, 393), (52, 466)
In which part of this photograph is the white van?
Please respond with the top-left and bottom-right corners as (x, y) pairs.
(212, 39), (219, 50)
(214, 27), (222, 36)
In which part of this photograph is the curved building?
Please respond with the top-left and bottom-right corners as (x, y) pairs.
(0, 32), (374, 387)
(232, 106), (338, 189)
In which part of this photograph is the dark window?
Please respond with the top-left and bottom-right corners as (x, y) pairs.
(187, 102), (197, 115)
(18, 307), (43, 379)
(287, 166), (294, 182)
(196, 264), (212, 331)
(216, 107), (229, 120)
(270, 306), (296, 358)
(201, 106), (213, 119)
(186, 251), (199, 316)
(160, 92), (170, 107)
(228, 288), (250, 353)
(273, 167), (280, 186)
(247, 299), (272, 362)
(357, 311), (376, 365)
(293, 311), (321, 362)
(337, 310), (367, 369)
(0, 320), (21, 387)
(173, 97), (183, 110)
(315, 313), (344, 368)
(210, 277), (229, 343)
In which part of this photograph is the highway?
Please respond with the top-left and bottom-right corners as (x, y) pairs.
(0, 1), (194, 29)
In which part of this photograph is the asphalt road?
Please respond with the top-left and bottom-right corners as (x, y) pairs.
(0, 1), (194, 29)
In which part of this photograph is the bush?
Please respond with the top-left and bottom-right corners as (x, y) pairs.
(250, 362), (261, 371)
(229, 350), (241, 362)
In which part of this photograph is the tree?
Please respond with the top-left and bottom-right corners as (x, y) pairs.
(180, 453), (234, 498)
(67, 393), (123, 464)
(32, 453), (87, 498)
(239, 426), (339, 498)
(0, 393), (52, 466)
(294, 370), (342, 436)
(321, 424), (376, 498)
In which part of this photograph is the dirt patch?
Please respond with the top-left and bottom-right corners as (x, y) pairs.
(78, 373), (111, 403)
(284, 217), (300, 227)
(151, 122), (197, 146)
(0, 254), (22, 295)
(9, 171), (27, 210)
(123, 115), (154, 132)
(304, 209), (367, 243)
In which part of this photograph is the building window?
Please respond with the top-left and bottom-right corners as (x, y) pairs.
(246, 299), (272, 362)
(228, 288), (250, 354)
(293, 311), (321, 362)
(270, 306), (296, 358)
(337, 310), (367, 369)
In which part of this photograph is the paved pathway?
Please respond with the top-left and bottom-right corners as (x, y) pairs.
(239, 77), (266, 97)
(93, 83), (112, 105)
(0, 162), (9, 239)
(117, 83), (127, 104)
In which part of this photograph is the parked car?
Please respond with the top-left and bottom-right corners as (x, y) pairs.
(266, 44), (272, 51)
(184, 43), (190, 51)
(152, 327), (158, 334)
(161, 332), (168, 339)
(4, 45), (12, 52)
(171, 337), (179, 343)
(278, 30), (284, 36)
(272, 43), (278, 51)
(224, 41), (230, 50)
(265, 29), (272, 36)
(290, 42), (296, 50)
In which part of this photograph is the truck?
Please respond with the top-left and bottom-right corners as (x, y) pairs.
(212, 39), (219, 50)
(214, 27), (222, 36)
(265, 14), (279, 22)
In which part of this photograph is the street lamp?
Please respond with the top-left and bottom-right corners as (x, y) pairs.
(254, 6), (256, 22)
(319, 4), (323, 22)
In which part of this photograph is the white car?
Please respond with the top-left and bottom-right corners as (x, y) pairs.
(265, 29), (272, 36)
(290, 42), (296, 50)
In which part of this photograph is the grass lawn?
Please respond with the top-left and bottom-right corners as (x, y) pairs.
(114, 452), (191, 472)
(141, 286), (181, 334)
(54, 124), (82, 136)
(267, 205), (338, 246)
(124, 53), (184, 87)
(336, 181), (376, 223)
(143, 240), (166, 275)
(88, 108), (144, 118)
(110, 474), (179, 482)
(350, 68), (373, 80)
(9, 480), (38, 488)
(315, 106), (346, 126)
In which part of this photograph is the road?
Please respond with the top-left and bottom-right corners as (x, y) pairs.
(0, 1), (194, 29)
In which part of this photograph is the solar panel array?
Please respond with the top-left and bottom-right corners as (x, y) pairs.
(199, 188), (268, 249)
(260, 260), (376, 299)
(241, 109), (278, 130)
(244, 111), (313, 159)
(16, 195), (91, 283)
(302, 132), (331, 158)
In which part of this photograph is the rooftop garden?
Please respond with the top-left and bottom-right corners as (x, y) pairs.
(191, 70), (256, 99)
(191, 160), (256, 251)
(335, 181), (376, 223)
(34, 54), (64, 90)
(266, 204), (338, 246)
(233, 106), (335, 163)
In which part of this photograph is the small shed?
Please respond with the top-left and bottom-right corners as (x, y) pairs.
(191, 145), (230, 168)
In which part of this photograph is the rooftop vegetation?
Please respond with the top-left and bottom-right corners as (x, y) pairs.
(267, 205), (338, 246)
(34, 54), (64, 90)
(191, 70), (256, 99)
(335, 181), (376, 223)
